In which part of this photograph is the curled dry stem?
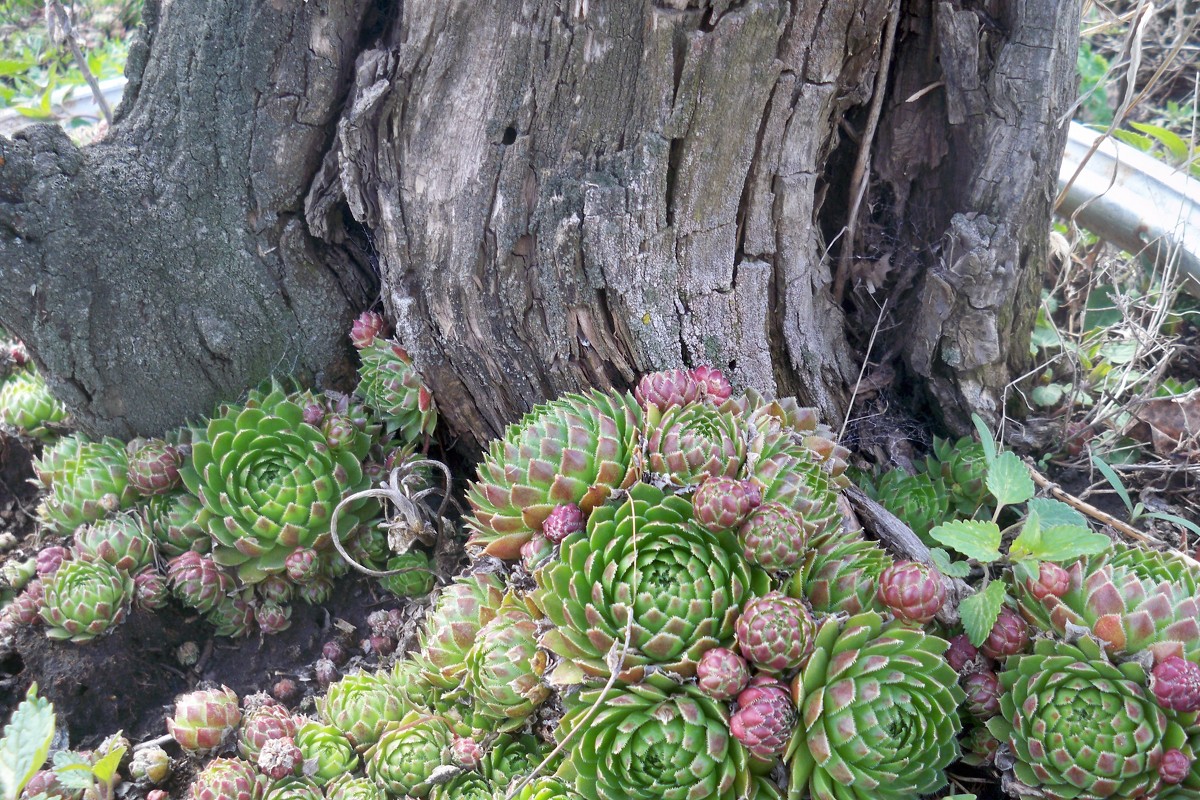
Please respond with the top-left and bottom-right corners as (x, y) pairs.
(329, 459), (453, 579)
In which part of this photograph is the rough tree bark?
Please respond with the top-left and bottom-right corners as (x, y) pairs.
(0, 0), (1079, 451)
(0, 0), (378, 436)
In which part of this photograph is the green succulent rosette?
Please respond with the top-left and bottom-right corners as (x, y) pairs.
(151, 491), (213, 556)
(786, 612), (964, 800)
(482, 733), (548, 789)
(39, 557), (134, 642)
(264, 778), (323, 800)
(508, 776), (582, 799)
(415, 572), (507, 690)
(987, 636), (1184, 800)
(364, 711), (453, 798)
(379, 550), (436, 598)
(463, 593), (549, 728)
(36, 434), (139, 533)
(428, 772), (494, 800)
(180, 385), (372, 583)
(1013, 544), (1200, 662)
(555, 673), (752, 800)
(356, 338), (438, 443)
(859, 469), (948, 544)
(293, 720), (359, 786)
(743, 428), (839, 535)
(921, 435), (990, 518)
(535, 483), (764, 683)
(325, 774), (385, 800)
(466, 389), (643, 559)
(74, 510), (157, 572)
(319, 669), (411, 751)
(644, 403), (745, 486)
(0, 366), (68, 441)
(791, 529), (892, 616)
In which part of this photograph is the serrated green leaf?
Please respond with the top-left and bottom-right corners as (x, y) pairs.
(961, 581), (1009, 647)
(986, 451), (1035, 508)
(1027, 498), (1088, 529)
(1033, 525), (1112, 562)
(90, 746), (124, 784)
(929, 519), (1002, 563)
(52, 760), (94, 791)
(0, 685), (56, 800)
(930, 547), (972, 578)
(1008, 510), (1043, 562)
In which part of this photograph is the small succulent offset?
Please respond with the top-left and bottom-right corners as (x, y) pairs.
(35, 434), (140, 533)
(168, 686), (242, 755)
(355, 336), (438, 444)
(319, 670), (409, 751)
(38, 558), (134, 642)
(463, 593), (550, 728)
(0, 366), (68, 441)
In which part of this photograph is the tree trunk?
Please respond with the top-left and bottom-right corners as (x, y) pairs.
(0, 0), (378, 437)
(0, 0), (1079, 450)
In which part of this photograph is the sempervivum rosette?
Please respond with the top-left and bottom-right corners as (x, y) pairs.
(466, 389), (642, 559)
(786, 612), (964, 800)
(35, 434), (139, 533)
(39, 557), (134, 642)
(187, 757), (265, 800)
(180, 385), (371, 583)
(463, 593), (549, 729)
(922, 435), (990, 518)
(535, 483), (763, 683)
(987, 636), (1183, 800)
(0, 366), (68, 441)
(1013, 544), (1200, 662)
(428, 773), (494, 800)
(74, 510), (157, 572)
(414, 572), (506, 690)
(355, 338), (438, 443)
(645, 403), (745, 486)
(743, 427), (838, 537)
(319, 669), (410, 751)
(555, 673), (754, 800)
(792, 529), (892, 616)
(364, 711), (453, 798)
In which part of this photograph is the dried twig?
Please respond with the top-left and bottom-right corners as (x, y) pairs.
(832, 0), (900, 304)
(47, 0), (113, 126)
(1024, 458), (1158, 545)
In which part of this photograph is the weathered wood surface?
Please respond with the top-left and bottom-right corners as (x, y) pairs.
(0, 0), (376, 436)
(0, 0), (1078, 448)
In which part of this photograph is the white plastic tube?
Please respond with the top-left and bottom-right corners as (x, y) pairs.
(1058, 120), (1200, 292)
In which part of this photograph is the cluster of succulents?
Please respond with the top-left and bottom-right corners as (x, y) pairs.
(857, 434), (991, 542)
(0, 312), (441, 645)
(9, 342), (1200, 800)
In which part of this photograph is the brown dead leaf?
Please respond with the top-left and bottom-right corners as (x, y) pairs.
(1127, 389), (1200, 459)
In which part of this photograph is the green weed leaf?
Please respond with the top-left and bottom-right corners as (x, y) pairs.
(961, 581), (1009, 647)
(930, 548), (972, 578)
(929, 519), (1002, 563)
(0, 685), (56, 800)
(1090, 454), (1134, 516)
(986, 451), (1035, 508)
(1026, 498), (1088, 529)
(971, 414), (997, 465)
